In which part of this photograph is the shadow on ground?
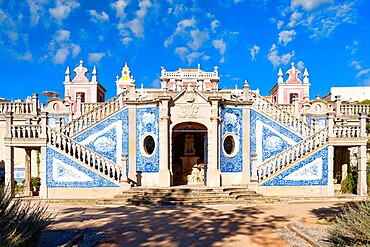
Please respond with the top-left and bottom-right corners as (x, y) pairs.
(39, 204), (289, 247)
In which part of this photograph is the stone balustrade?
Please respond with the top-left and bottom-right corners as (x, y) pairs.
(256, 127), (328, 182)
(340, 104), (370, 116)
(10, 125), (42, 138)
(162, 71), (217, 78)
(277, 104), (294, 115)
(82, 103), (104, 115)
(62, 90), (128, 136)
(250, 91), (314, 137)
(46, 126), (122, 184)
(0, 102), (34, 114)
(332, 125), (361, 138)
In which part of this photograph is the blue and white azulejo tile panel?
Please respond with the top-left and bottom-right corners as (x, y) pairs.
(74, 109), (129, 164)
(261, 147), (328, 186)
(136, 106), (159, 173)
(220, 107), (243, 172)
(46, 147), (118, 188)
(250, 109), (302, 168)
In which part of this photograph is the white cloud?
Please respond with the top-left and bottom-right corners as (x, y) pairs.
(26, 0), (48, 25)
(174, 47), (188, 61)
(71, 44), (80, 57)
(278, 30), (296, 46)
(350, 61), (362, 70)
(188, 29), (209, 50)
(250, 45), (260, 60)
(268, 44), (295, 68)
(211, 19), (220, 30)
(212, 39), (226, 55)
(88, 52), (106, 64)
(49, 0), (80, 24)
(288, 11), (302, 27)
(202, 55), (211, 61)
(346, 40), (358, 55)
(187, 51), (203, 64)
(128, 0), (152, 38)
(111, 0), (129, 20)
(291, 0), (333, 11)
(122, 37), (133, 46)
(53, 47), (69, 64)
(89, 10), (109, 22)
(296, 61), (305, 70)
(164, 17), (197, 47)
(356, 69), (370, 79)
(55, 30), (70, 42)
(277, 20), (284, 29)
(17, 51), (33, 62)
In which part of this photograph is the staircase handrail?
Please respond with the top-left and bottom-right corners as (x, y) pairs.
(257, 127), (328, 182)
(61, 90), (129, 136)
(46, 126), (122, 185)
(249, 91), (314, 137)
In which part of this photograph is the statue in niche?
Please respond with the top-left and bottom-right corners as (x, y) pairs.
(184, 134), (195, 154)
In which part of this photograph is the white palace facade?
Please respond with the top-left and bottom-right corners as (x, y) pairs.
(0, 61), (368, 199)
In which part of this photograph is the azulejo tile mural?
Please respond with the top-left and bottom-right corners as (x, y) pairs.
(74, 109), (129, 164)
(261, 146), (328, 186)
(46, 147), (118, 188)
(220, 107), (243, 172)
(136, 106), (159, 173)
(250, 109), (302, 171)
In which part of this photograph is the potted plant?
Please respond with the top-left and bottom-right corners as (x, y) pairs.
(31, 176), (41, 196)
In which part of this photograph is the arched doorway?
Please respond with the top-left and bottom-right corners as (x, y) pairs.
(172, 122), (207, 186)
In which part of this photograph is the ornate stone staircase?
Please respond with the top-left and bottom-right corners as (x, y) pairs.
(249, 91), (314, 137)
(46, 126), (124, 186)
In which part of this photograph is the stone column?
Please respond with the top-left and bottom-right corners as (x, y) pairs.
(39, 112), (48, 139)
(327, 112), (335, 138)
(241, 105), (251, 185)
(4, 146), (14, 197)
(39, 146), (47, 199)
(32, 93), (39, 115)
(242, 80), (249, 101)
(357, 145), (368, 196)
(248, 154), (259, 192)
(327, 145), (335, 196)
(127, 103), (137, 183)
(76, 94), (82, 117)
(23, 149), (33, 196)
(293, 97), (299, 118)
(207, 96), (222, 187)
(120, 154), (131, 190)
(359, 113), (367, 138)
(158, 96), (171, 187)
(335, 95), (341, 117)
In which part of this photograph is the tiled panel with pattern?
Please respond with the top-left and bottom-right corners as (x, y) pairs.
(136, 106), (160, 173)
(220, 107), (243, 172)
(46, 147), (118, 188)
(261, 147), (328, 186)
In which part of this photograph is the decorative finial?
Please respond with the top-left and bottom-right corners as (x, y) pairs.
(65, 66), (71, 82)
(291, 62), (295, 67)
(92, 66), (97, 82)
(278, 68), (283, 83)
(303, 68), (309, 84)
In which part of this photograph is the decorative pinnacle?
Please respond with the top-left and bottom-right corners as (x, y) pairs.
(92, 66), (97, 75)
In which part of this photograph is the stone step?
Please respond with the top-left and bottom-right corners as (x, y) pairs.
(116, 191), (234, 198)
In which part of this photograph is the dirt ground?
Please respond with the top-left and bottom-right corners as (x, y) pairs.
(38, 201), (348, 247)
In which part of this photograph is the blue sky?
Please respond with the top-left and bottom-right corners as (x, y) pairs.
(0, 0), (369, 103)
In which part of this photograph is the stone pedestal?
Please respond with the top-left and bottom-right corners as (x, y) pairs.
(180, 155), (199, 185)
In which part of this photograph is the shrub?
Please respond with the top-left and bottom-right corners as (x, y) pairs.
(341, 168), (357, 194)
(329, 201), (370, 246)
(0, 186), (52, 246)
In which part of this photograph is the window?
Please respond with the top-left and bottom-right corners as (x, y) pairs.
(289, 93), (298, 104)
(143, 135), (155, 156)
(223, 135), (235, 156)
